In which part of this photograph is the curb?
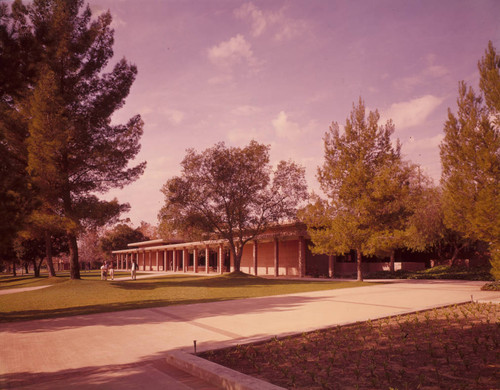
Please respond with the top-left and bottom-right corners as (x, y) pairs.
(165, 349), (285, 390)
(164, 299), (498, 390)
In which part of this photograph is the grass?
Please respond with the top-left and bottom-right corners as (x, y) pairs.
(202, 302), (500, 389)
(366, 265), (494, 281)
(0, 271), (137, 289)
(0, 272), (374, 322)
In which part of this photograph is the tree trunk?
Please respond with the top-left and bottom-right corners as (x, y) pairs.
(356, 249), (363, 281)
(233, 249), (242, 272)
(32, 258), (41, 277)
(450, 247), (460, 267)
(389, 250), (395, 273)
(45, 231), (56, 277)
(228, 240), (243, 272)
(328, 255), (335, 278)
(450, 243), (468, 267)
(12, 259), (17, 276)
(68, 233), (81, 279)
(24, 262), (29, 274)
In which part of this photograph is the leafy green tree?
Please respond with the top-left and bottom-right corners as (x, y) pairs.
(99, 224), (149, 254)
(2, 0), (146, 279)
(440, 41), (500, 278)
(14, 233), (68, 277)
(404, 183), (474, 264)
(301, 99), (405, 281)
(159, 141), (308, 272)
(137, 221), (159, 240)
(402, 173), (442, 252)
(362, 161), (421, 271)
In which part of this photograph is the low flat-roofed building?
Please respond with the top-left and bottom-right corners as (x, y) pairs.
(111, 223), (425, 277)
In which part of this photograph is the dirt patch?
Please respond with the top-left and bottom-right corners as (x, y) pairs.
(200, 303), (499, 389)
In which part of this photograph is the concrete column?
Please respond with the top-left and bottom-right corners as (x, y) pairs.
(164, 250), (167, 271)
(328, 255), (335, 278)
(173, 250), (177, 272)
(218, 245), (223, 274)
(183, 248), (188, 273)
(205, 247), (210, 274)
(156, 251), (159, 271)
(274, 237), (279, 277)
(253, 241), (258, 276)
(148, 251), (152, 271)
(298, 236), (306, 278)
(193, 248), (198, 273)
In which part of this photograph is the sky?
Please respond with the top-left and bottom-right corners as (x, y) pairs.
(88, 0), (499, 227)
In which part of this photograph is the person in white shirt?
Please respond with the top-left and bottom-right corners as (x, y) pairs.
(109, 262), (115, 280)
(131, 261), (137, 280)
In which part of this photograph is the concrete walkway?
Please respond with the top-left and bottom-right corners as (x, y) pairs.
(1, 280), (499, 389)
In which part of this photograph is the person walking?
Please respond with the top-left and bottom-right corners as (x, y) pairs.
(103, 261), (109, 280)
(100, 261), (109, 280)
(131, 261), (137, 280)
(109, 262), (115, 280)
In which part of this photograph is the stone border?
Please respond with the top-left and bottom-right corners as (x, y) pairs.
(165, 349), (285, 390)
(164, 300), (485, 390)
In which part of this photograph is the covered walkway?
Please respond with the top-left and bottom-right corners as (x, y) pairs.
(111, 224), (314, 278)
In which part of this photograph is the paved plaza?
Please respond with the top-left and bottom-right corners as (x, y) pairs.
(1, 279), (499, 389)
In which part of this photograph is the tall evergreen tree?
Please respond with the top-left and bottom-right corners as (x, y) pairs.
(301, 99), (406, 281)
(0, 0), (37, 262)
(440, 41), (500, 278)
(1, 0), (145, 279)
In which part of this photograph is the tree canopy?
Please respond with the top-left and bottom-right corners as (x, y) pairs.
(301, 98), (410, 280)
(158, 141), (308, 272)
(0, 0), (36, 260)
(440, 41), (500, 278)
(99, 224), (149, 254)
(0, 0), (145, 279)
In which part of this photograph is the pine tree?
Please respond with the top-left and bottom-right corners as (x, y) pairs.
(0, 0), (37, 264)
(302, 98), (406, 281)
(2, 0), (145, 279)
(440, 42), (500, 278)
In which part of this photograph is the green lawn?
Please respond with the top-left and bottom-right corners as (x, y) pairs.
(0, 270), (136, 289)
(0, 272), (373, 322)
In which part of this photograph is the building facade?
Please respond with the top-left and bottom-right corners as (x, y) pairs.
(111, 223), (425, 277)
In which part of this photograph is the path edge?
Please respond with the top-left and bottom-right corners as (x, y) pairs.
(165, 349), (285, 390)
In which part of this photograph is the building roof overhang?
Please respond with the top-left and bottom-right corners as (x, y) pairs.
(112, 222), (309, 254)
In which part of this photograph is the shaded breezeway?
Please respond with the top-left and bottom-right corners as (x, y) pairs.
(0, 280), (499, 389)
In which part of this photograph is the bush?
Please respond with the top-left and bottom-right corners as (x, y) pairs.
(481, 281), (500, 291)
(367, 265), (493, 281)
